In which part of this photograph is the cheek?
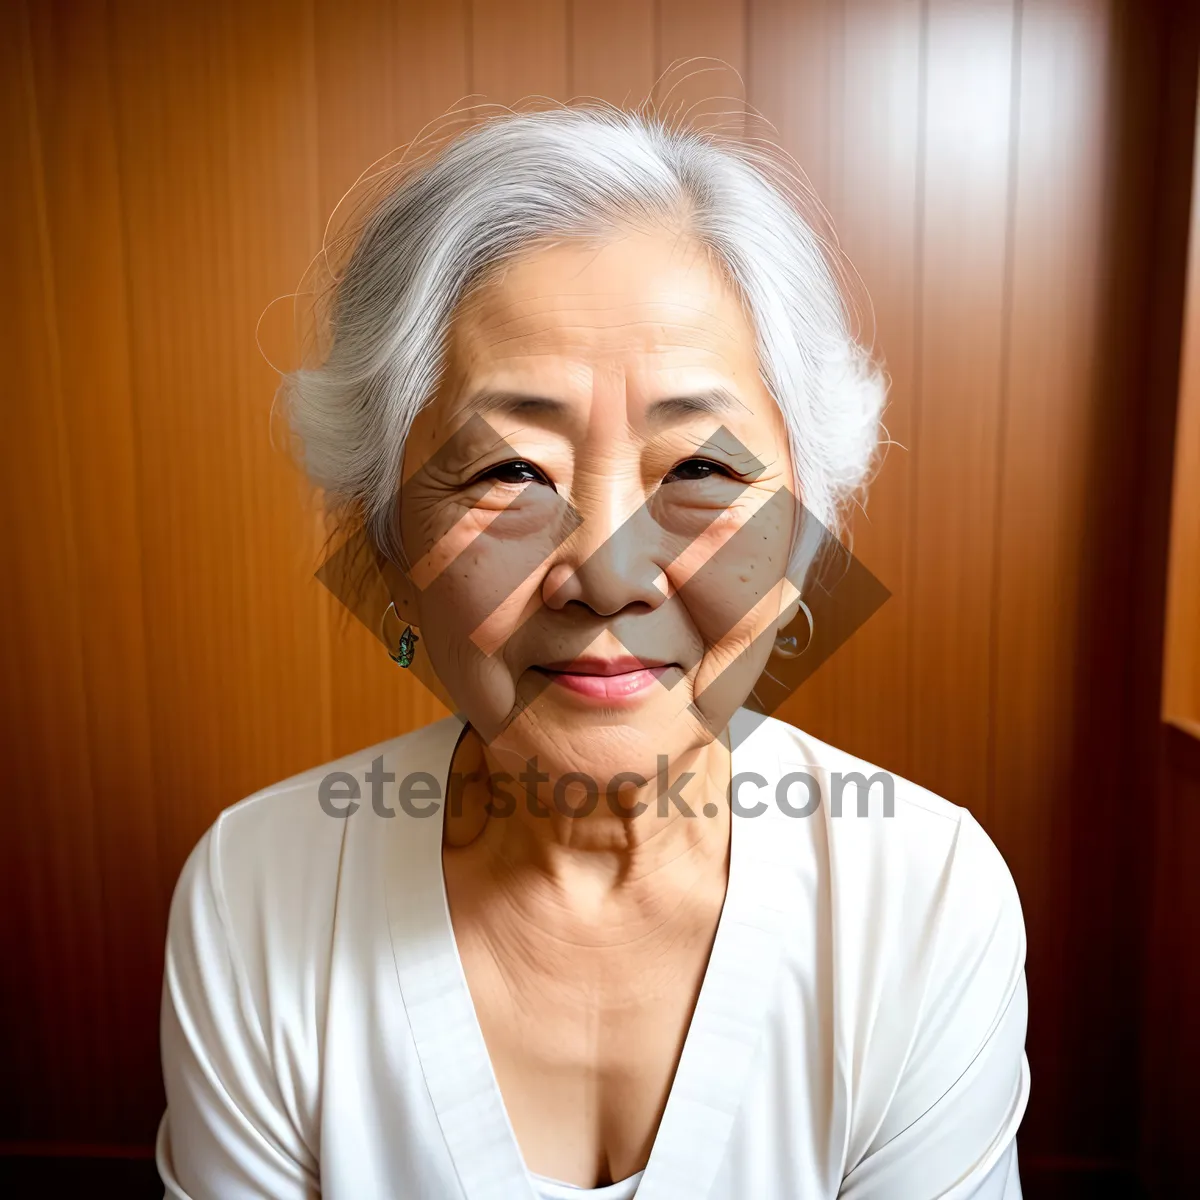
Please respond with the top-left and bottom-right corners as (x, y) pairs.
(669, 489), (797, 732)
(669, 487), (797, 650)
(402, 483), (576, 630)
(407, 567), (526, 742)
(416, 535), (542, 643)
(401, 489), (579, 733)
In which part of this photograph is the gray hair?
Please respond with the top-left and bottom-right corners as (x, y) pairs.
(283, 106), (885, 560)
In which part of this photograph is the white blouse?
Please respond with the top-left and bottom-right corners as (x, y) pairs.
(531, 1170), (643, 1199)
(157, 711), (1029, 1199)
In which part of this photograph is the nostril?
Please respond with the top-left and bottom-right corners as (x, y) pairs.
(541, 562), (579, 609)
(564, 596), (659, 620)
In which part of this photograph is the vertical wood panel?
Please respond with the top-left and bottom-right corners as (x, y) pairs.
(1142, 732), (1200, 1193)
(1135, 6), (1200, 1189)
(0, 0), (110, 1140)
(909, 0), (1017, 820)
(569, 0), (656, 105)
(1163, 88), (1200, 739)
(314, 0), (470, 222)
(657, 0), (747, 130)
(110, 0), (254, 876)
(471, 0), (569, 107)
(815, 0), (921, 779)
(107, 0), (329, 889)
(24, 0), (164, 1139)
(753, 0), (922, 782)
(221, 0), (328, 787)
(992, 0), (1117, 1156)
(747, 0), (841, 203)
(313, 1), (467, 757)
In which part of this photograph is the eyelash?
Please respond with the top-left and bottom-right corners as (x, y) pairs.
(477, 459), (554, 487)
(662, 457), (736, 483)
(475, 456), (735, 490)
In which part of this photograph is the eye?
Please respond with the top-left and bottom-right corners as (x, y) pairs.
(477, 459), (554, 488)
(663, 458), (735, 484)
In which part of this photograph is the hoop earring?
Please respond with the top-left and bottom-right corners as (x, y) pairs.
(381, 600), (419, 668)
(772, 599), (813, 660)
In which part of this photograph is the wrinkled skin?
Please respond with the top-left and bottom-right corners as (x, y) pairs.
(389, 226), (800, 815)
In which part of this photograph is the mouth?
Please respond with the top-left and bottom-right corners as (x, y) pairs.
(533, 656), (675, 701)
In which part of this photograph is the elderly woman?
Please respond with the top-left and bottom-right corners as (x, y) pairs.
(157, 109), (1029, 1199)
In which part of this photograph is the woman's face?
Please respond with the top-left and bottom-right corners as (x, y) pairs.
(394, 226), (799, 784)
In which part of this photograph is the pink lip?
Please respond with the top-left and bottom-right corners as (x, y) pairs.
(536, 657), (673, 701)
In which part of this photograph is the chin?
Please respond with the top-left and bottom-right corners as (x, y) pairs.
(489, 692), (707, 784)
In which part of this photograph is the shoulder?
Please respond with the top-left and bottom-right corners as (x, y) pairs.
(166, 717), (461, 1008)
(744, 716), (1028, 1151)
(179, 715), (460, 883)
(746, 713), (1022, 940)
(741, 714), (1025, 1041)
(160, 717), (462, 1174)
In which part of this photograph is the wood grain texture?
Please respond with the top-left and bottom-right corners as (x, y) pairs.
(1163, 82), (1200, 739)
(747, 0), (841, 203)
(1140, 8), (1200, 1194)
(1141, 730), (1200, 1195)
(569, 0), (657, 105)
(656, 0), (747, 133)
(991, 0), (1130, 1159)
(110, 0), (260, 893)
(909, 0), (1017, 823)
(754, 0), (921, 783)
(471, 0), (568, 107)
(0, 0), (111, 1140)
(2, 0), (1195, 1188)
(312, 0), (465, 760)
(22, 0), (164, 1138)
(819, 0), (921, 779)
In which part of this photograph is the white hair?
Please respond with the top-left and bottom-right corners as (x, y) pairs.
(283, 106), (885, 559)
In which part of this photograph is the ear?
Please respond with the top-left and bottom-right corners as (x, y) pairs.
(378, 554), (421, 627)
(774, 578), (805, 635)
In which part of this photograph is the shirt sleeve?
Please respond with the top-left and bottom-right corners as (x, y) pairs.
(837, 811), (1031, 1199)
(156, 821), (320, 1199)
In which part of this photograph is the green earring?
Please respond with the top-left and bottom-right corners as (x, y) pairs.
(381, 601), (419, 668)
(390, 625), (418, 668)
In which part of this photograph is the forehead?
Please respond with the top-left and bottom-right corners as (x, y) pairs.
(448, 228), (762, 380)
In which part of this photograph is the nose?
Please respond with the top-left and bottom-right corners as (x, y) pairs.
(542, 492), (668, 617)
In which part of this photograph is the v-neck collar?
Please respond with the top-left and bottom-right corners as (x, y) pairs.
(383, 712), (789, 1200)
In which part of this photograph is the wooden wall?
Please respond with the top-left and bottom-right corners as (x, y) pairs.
(1163, 38), (1200, 742)
(2, 0), (1195, 1194)
(1138, 5), (1200, 1194)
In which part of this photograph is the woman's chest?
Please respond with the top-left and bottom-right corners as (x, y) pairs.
(453, 910), (722, 1185)
(314, 762), (853, 1197)
(316, 945), (843, 1200)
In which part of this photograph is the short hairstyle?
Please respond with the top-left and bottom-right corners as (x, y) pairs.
(282, 106), (885, 559)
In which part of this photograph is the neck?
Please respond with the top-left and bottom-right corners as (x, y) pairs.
(444, 728), (732, 894)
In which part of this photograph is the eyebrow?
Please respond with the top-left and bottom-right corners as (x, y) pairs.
(645, 388), (744, 425)
(461, 387), (745, 425)
(461, 391), (568, 418)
